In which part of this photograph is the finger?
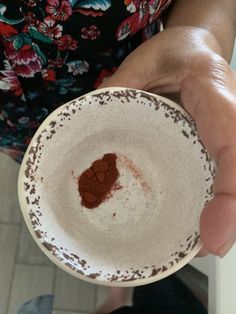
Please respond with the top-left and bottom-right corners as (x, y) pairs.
(200, 193), (236, 256)
(180, 60), (236, 256)
(98, 70), (141, 89)
(201, 148), (236, 256)
(196, 247), (210, 257)
(98, 58), (147, 90)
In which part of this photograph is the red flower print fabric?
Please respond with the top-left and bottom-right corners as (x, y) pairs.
(55, 34), (78, 50)
(0, 0), (172, 162)
(46, 0), (73, 21)
(117, 0), (171, 40)
(38, 17), (63, 39)
(81, 25), (100, 40)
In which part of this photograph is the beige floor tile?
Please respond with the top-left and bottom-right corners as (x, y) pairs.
(54, 269), (95, 312)
(0, 224), (20, 314)
(7, 264), (54, 314)
(0, 153), (22, 223)
(17, 222), (54, 266)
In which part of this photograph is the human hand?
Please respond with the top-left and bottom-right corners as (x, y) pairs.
(99, 26), (236, 257)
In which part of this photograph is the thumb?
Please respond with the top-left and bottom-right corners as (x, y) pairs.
(98, 64), (146, 90)
(200, 194), (236, 257)
(97, 37), (162, 90)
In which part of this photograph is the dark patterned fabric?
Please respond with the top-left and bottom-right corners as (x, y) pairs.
(0, 0), (172, 161)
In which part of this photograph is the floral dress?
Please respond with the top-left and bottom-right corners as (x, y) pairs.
(0, 0), (172, 162)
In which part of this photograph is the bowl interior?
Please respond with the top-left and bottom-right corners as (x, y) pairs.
(19, 88), (214, 285)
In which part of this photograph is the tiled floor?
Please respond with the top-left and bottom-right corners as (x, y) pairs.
(0, 152), (127, 314)
(0, 152), (207, 314)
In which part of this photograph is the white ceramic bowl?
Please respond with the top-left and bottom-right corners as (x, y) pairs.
(18, 87), (215, 287)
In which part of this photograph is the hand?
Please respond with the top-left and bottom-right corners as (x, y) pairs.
(100, 26), (236, 257)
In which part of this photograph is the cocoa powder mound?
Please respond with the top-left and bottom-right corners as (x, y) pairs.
(78, 153), (119, 209)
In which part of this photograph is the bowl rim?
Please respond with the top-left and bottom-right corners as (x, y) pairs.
(18, 86), (202, 287)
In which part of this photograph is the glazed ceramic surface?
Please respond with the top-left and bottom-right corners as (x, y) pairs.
(18, 87), (215, 286)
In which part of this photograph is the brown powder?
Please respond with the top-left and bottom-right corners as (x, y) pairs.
(78, 153), (120, 208)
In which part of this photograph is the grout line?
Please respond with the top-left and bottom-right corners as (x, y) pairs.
(0, 221), (22, 226)
(5, 223), (23, 314)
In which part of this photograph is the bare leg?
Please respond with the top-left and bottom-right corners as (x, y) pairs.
(94, 287), (129, 314)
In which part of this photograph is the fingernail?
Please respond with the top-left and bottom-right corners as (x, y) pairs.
(217, 235), (236, 257)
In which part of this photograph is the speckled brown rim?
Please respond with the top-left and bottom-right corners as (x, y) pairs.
(18, 87), (215, 287)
